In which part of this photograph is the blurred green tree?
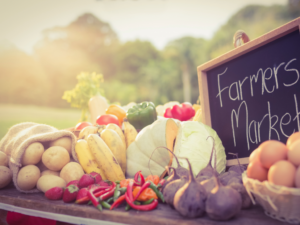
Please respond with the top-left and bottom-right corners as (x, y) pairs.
(34, 13), (119, 107)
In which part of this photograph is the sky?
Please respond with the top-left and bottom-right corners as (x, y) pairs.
(0, 0), (287, 54)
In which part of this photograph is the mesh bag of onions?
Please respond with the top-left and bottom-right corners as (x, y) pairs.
(243, 172), (300, 224)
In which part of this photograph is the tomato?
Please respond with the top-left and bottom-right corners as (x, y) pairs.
(96, 114), (119, 126)
(75, 122), (93, 130)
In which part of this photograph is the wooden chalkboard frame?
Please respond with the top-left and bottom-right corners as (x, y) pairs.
(197, 17), (300, 166)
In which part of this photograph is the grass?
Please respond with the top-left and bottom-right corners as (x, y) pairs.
(0, 104), (82, 139)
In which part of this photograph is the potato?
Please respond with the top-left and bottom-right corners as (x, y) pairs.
(0, 152), (8, 167)
(60, 162), (84, 183)
(49, 137), (72, 154)
(17, 165), (40, 190)
(42, 146), (70, 171)
(41, 170), (60, 177)
(37, 175), (66, 193)
(22, 142), (44, 166)
(0, 166), (12, 188)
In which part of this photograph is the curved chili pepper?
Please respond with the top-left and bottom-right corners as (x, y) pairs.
(87, 191), (102, 211)
(126, 180), (135, 202)
(148, 181), (165, 203)
(110, 195), (126, 210)
(106, 197), (114, 204)
(99, 182), (116, 201)
(125, 192), (158, 211)
(142, 198), (154, 205)
(132, 186), (158, 202)
(113, 184), (121, 202)
(134, 171), (141, 182)
(90, 185), (111, 193)
(133, 171), (145, 186)
(75, 186), (111, 204)
(156, 179), (166, 189)
(125, 203), (131, 211)
(138, 171), (145, 186)
(100, 200), (111, 209)
(132, 182), (151, 202)
(119, 187), (127, 195)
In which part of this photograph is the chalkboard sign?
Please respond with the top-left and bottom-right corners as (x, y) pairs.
(197, 17), (300, 166)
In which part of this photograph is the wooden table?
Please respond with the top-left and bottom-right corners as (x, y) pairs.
(0, 183), (289, 225)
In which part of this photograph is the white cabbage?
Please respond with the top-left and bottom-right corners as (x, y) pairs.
(171, 121), (226, 177)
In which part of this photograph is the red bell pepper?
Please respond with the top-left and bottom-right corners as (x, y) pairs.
(163, 103), (195, 121)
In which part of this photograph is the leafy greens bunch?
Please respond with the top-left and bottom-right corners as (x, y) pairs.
(62, 72), (105, 121)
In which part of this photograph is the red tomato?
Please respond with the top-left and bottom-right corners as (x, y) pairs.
(75, 122), (93, 130)
(96, 114), (119, 126)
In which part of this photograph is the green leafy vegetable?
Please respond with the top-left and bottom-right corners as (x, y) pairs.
(62, 72), (105, 121)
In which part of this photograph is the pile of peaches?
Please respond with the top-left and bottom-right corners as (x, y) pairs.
(247, 132), (300, 188)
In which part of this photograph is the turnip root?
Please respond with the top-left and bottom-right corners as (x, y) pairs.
(227, 176), (243, 185)
(228, 183), (252, 209)
(161, 166), (181, 193)
(200, 177), (216, 194)
(195, 175), (210, 183)
(173, 158), (206, 218)
(205, 175), (242, 220)
(228, 165), (246, 175)
(163, 175), (188, 208)
(196, 137), (217, 178)
(219, 171), (240, 186)
(227, 153), (246, 176)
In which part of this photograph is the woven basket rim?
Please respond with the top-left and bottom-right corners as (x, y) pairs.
(242, 171), (300, 195)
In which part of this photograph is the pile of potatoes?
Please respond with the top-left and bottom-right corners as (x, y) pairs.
(247, 131), (300, 188)
(0, 151), (12, 189)
(17, 137), (85, 193)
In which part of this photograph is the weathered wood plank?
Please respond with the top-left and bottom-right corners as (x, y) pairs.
(0, 184), (289, 225)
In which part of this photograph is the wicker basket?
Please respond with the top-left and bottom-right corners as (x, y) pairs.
(242, 172), (300, 224)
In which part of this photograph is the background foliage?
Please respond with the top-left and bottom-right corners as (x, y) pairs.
(0, 1), (299, 108)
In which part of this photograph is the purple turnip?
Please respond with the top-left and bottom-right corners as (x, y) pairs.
(228, 182), (252, 209)
(219, 171), (240, 186)
(205, 173), (242, 220)
(173, 158), (207, 218)
(196, 137), (218, 179)
(161, 166), (181, 193)
(227, 153), (246, 176)
(163, 171), (188, 208)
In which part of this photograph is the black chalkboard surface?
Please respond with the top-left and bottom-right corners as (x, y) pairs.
(197, 18), (300, 165)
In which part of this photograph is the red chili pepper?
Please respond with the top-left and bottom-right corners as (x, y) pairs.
(157, 179), (166, 189)
(87, 191), (102, 211)
(134, 171), (141, 183)
(75, 186), (111, 204)
(138, 171), (145, 185)
(99, 181), (116, 201)
(133, 171), (145, 186)
(132, 181), (151, 202)
(125, 192), (158, 211)
(110, 195), (126, 210)
(90, 185), (111, 193)
(126, 180), (135, 202)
